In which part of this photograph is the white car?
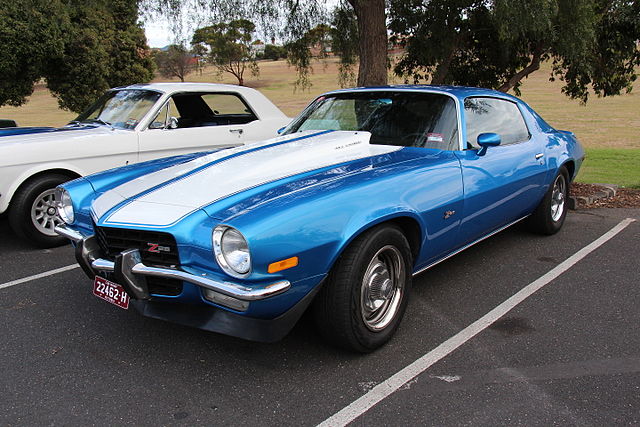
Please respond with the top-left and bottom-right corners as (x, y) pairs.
(0, 83), (290, 247)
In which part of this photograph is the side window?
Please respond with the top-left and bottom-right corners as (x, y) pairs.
(201, 93), (253, 116)
(464, 97), (529, 148)
(166, 92), (257, 128)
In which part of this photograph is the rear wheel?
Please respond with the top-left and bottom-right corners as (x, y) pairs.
(527, 166), (569, 235)
(9, 174), (71, 248)
(313, 225), (413, 352)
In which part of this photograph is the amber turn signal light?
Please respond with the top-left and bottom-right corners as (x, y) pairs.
(268, 256), (299, 273)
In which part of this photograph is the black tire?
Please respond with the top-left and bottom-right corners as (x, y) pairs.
(8, 174), (71, 248)
(313, 224), (413, 352)
(527, 166), (570, 235)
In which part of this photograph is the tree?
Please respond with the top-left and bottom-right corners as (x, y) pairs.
(263, 44), (287, 61)
(331, 4), (359, 87)
(143, 0), (389, 87)
(0, 0), (155, 113)
(45, 0), (155, 112)
(154, 45), (196, 81)
(0, 0), (67, 107)
(389, 0), (640, 102)
(285, 24), (332, 89)
(192, 19), (259, 86)
(346, 0), (387, 86)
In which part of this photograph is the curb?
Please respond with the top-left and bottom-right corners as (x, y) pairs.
(568, 183), (618, 210)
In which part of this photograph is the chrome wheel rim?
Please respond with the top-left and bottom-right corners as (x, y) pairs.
(360, 245), (405, 331)
(31, 188), (63, 236)
(550, 174), (566, 222)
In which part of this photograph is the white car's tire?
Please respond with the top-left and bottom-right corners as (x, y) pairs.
(9, 174), (71, 248)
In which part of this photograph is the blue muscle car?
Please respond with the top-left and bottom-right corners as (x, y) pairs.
(55, 86), (585, 352)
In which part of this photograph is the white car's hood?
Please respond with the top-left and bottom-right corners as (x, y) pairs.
(0, 125), (125, 169)
(93, 130), (402, 228)
(0, 125), (110, 146)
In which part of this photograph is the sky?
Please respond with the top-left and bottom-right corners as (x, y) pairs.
(145, 20), (173, 48)
(142, 0), (339, 49)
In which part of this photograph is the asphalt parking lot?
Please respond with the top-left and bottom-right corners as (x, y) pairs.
(1, 208), (639, 426)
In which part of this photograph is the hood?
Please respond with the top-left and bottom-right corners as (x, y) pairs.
(0, 126), (57, 137)
(0, 124), (100, 139)
(93, 130), (403, 228)
(0, 124), (124, 168)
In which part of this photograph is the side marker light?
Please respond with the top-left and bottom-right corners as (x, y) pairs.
(268, 256), (299, 274)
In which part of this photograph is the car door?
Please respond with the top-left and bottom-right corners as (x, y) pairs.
(137, 92), (254, 161)
(455, 97), (547, 244)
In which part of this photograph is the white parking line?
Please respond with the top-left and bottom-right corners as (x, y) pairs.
(0, 264), (79, 291)
(318, 217), (636, 427)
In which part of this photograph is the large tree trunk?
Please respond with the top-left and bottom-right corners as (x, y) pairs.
(349, 0), (388, 86)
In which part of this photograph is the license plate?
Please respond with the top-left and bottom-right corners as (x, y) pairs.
(93, 276), (130, 309)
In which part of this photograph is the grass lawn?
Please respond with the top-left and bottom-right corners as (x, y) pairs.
(577, 148), (640, 189)
(1, 58), (637, 186)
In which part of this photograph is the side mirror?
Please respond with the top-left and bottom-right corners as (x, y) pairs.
(169, 117), (179, 129)
(148, 121), (164, 130)
(277, 126), (286, 135)
(477, 132), (501, 156)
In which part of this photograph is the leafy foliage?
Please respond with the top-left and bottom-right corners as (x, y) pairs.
(0, 0), (67, 107)
(192, 19), (259, 85)
(45, 0), (155, 112)
(331, 4), (359, 87)
(154, 45), (196, 81)
(389, 0), (639, 102)
(285, 24), (332, 90)
(261, 44), (287, 61)
(143, 0), (388, 88)
(0, 0), (154, 113)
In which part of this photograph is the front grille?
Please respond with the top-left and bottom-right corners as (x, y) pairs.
(94, 225), (183, 296)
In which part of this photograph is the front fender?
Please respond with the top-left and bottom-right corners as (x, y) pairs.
(0, 162), (86, 214)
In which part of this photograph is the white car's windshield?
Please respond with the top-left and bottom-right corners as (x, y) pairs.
(285, 92), (459, 150)
(74, 89), (162, 130)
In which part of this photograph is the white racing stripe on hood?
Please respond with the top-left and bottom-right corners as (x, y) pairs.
(91, 131), (322, 219)
(102, 131), (401, 227)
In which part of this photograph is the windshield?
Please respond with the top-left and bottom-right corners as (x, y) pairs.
(74, 89), (162, 130)
(284, 92), (459, 150)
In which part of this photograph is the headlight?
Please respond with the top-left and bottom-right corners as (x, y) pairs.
(55, 187), (75, 224)
(212, 226), (251, 278)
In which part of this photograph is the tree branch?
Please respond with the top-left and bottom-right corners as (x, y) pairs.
(498, 45), (544, 93)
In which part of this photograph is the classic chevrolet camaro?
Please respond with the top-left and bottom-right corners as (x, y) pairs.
(55, 86), (584, 352)
(0, 83), (289, 247)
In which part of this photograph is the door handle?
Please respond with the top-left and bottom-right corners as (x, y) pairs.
(535, 153), (544, 159)
(229, 128), (243, 135)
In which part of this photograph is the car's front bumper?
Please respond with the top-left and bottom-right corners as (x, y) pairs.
(56, 225), (290, 304)
(55, 224), (319, 341)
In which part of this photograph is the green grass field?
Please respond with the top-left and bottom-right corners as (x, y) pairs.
(1, 58), (637, 186)
(577, 148), (640, 188)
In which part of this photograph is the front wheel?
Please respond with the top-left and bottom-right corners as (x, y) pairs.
(8, 174), (71, 248)
(527, 166), (569, 235)
(313, 225), (413, 352)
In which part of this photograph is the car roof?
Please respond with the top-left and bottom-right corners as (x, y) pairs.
(323, 85), (523, 103)
(113, 82), (261, 96)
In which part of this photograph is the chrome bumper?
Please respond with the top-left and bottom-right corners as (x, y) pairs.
(55, 225), (290, 304)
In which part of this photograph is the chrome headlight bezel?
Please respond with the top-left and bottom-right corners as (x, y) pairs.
(55, 187), (75, 224)
(212, 225), (251, 279)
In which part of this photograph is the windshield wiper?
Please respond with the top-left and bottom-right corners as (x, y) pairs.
(86, 118), (113, 128)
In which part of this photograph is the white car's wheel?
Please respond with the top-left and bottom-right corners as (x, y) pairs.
(9, 174), (71, 248)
